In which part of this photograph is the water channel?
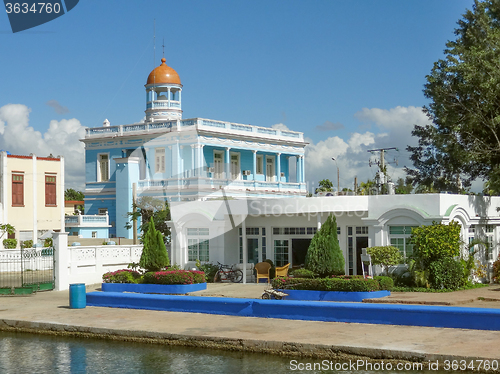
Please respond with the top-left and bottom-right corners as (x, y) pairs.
(0, 331), (474, 373)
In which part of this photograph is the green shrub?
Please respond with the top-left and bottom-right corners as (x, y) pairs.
(103, 269), (142, 283)
(289, 268), (316, 278)
(139, 217), (170, 272)
(21, 240), (33, 249)
(493, 255), (500, 283)
(3, 239), (17, 249)
(374, 276), (394, 291)
(305, 215), (345, 277)
(366, 246), (403, 275)
(411, 221), (461, 267)
(43, 238), (53, 247)
(196, 261), (219, 283)
(428, 258), (465, 290)
(271, 276), (380, 292)
(142, 270), (205, 285)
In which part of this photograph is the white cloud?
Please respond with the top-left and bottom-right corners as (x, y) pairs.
(272, 123), (290, 131)
(304, 106), (429, 192)
(0, 104), (85, 190)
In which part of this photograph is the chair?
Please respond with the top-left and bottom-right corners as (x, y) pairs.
(254, 262), (271, 283)
(275, 263), (290, 278)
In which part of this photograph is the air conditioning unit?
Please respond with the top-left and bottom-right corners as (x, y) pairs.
(280, 172), (285, 177)
(243, 170), (251, 176)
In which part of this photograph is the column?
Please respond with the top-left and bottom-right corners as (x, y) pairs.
(167, 87), (171, 108)
(32, 154), (37, 244)
(179, 146), (184, 178)
(296, 157), (301, 183)
(301, 155), (305, 184)
(199, 145), (204, 174)
(53, 231), (69, 291)
(242, 216), (247, 284)
(191, 145), (195, 177)
(252, 151), (257, 181)
(168, 146), (173, 179)
(276, 153), (281, 184)
(225, 147), (231, 180)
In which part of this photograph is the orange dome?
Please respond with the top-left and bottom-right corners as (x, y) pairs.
(146, 58), (181, 85)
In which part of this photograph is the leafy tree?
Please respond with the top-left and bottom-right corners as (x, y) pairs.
(0, 224), (15, 240)
(358, 179), (376, 195)
(395, 178), (413, 194)
(305, 214), (345, 277)
(65, 188), (85, 201)
(410, 221), (462, 268)
(125, 197), (171, 242)
(139, 217), (169, 272)
(406, 1), (500, 193)
(366, 246), (403, 275)
(315, 179), (333, 194)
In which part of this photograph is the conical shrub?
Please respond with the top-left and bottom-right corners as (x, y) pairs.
(139, 217), (169, 272)
(305, 214), (345, 277)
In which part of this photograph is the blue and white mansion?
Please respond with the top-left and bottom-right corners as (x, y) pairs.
(81, 58), (307, 238)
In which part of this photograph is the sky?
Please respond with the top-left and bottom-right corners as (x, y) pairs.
(0, 0), (477, 192)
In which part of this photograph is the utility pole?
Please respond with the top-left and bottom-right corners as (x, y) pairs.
(367, 147), (398, 194)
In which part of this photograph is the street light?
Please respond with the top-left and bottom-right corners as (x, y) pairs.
(331, 157), (339, 195)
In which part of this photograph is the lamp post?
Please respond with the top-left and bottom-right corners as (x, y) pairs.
(331, 157), (339, 194)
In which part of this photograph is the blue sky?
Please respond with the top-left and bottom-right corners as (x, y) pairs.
(0, 0), (476, 190)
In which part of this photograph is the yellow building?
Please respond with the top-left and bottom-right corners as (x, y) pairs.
(0, 152), (64, 247)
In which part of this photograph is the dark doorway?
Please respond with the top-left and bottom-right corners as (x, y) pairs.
(356, 237), (369, 275)
(247, 238), (259, 264)
(292, 238), (311, 268)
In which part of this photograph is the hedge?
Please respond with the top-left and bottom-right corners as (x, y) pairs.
(142, 270), (205, 285)
(271, 276), (381, 292)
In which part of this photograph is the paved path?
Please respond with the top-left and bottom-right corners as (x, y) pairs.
(0, 283), (500, 365)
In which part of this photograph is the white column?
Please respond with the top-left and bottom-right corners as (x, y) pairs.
(225, 147), (231, 180)
(199, 145), (204, 174)
(53, 231), (69, 291)
(276, 153), (281, 184)
(296, 157), (301, 183)
(1, 152), (7, 225)
(242, 216), (247, 284)
(32, 154), (37, 244)
(191, 145), (195, 177)
(301, 155), (305, 184)
(167, 87), (171, 108)
(59, 155), (65, 232)
(252, 150), (257, 181)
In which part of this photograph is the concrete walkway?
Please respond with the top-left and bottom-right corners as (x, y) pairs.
(1, 283), (500, 365)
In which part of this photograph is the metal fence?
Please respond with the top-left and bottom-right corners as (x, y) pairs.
(0, 247), (54, 295)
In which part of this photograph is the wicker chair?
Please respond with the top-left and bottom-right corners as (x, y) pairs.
(254, 261), (272, 283)
(275, 263), (290, 278)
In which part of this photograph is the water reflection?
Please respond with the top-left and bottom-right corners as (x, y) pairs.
(0, 331), (458, 373)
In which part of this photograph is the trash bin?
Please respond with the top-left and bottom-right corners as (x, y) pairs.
(69, 283), (86, 309)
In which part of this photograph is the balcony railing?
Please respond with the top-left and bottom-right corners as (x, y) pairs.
(65, 214), (109, 227)
(85, 118), (304, 141)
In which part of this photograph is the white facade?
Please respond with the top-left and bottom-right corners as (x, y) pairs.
(169, 194), (500, 277)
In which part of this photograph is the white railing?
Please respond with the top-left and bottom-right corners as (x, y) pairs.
(65, 214), (109, 227)
(85, 118), (304, 141)
(54, 232), (144, 290)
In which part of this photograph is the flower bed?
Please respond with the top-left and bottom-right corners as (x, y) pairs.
(102, 269), (207, 294)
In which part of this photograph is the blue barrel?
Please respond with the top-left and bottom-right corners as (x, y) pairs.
(69, 283), (86, 309)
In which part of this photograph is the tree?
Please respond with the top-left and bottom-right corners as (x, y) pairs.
(125, 196), (171, 242)
(406, 1), (500, 194)
(395, 178), (413, 194)
(305, 215), (344, 277)
(366, 246), (403, 275)
(65, 189), (84, 201)
(139, 217), (170, 272)
(315, 179), (333, 194)
(358, 179), (376, 195)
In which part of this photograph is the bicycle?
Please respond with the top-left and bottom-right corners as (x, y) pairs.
(213, 262), (244, 283)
